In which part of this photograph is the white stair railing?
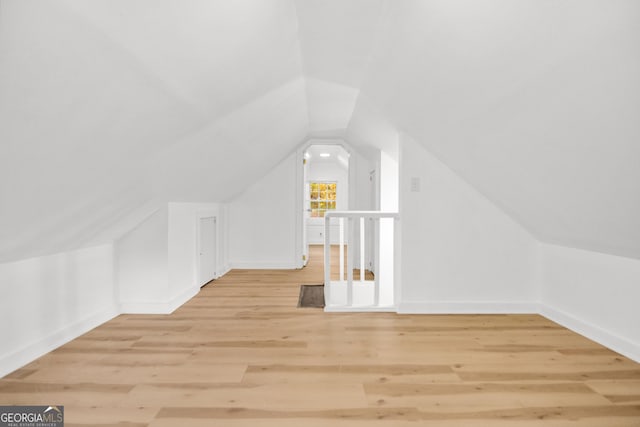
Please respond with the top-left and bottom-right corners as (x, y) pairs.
(323, 211), (399, 310)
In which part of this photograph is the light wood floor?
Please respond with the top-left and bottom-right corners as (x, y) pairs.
(1, 245), (639, 426)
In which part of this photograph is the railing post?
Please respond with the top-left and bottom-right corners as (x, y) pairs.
(374, 217), (380, 306)
(324, 214), (331, 306)
(339, 217), (344, 281)
(393, 216), (400, 308)
(360, 216), (365, 282)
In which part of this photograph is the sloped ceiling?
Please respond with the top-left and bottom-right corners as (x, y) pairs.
(1, 0), (638, 262)
(295, 0), (386, 132)
(0, 0), (306, 262)
(349, 0), (640, 259)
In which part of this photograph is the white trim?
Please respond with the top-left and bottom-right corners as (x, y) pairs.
(196, 214), (218, 285)
(229, 261), (298, 270)
(397, 301), (539, 314)
(0, 306), (119, 378)
(119, 301), (173, 314)
(120, 286), (199, 315)
(295, 144), (305, 269)
(166, 286), (200, 313)
(326, 210), (399, 219)
(540, 303), (640, 363)
(218, 264), (232, 277)
(396, 300), (639, 363)
(195, 206), (226, 282)
(294, 138), (358, 270)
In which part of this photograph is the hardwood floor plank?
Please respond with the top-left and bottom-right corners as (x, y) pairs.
(0, 382), (133, 393)
(24, 363), (247, 384)
(129, 383), (368, 410)
(456, 369), (640, 382)
(154, 404), (640, 421)
(241, 364), (460, 385)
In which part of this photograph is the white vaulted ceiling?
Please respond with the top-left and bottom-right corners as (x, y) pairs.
(1, 0), (639, 262)
(0, 0), (307, 261)
(349, 0), (640, 258)
(294, 0), (386, 132)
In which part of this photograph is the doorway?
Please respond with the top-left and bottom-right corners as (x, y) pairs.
(302, 144), (350, 263)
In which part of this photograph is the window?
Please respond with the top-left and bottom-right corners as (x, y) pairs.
(309, 182), (337, 217)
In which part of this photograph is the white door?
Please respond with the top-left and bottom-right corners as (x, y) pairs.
(199, 216), (217, 286)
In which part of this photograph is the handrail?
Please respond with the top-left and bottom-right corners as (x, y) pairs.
(325, 211), (399, 219)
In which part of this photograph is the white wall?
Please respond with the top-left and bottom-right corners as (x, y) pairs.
(350, 149), (375, 212)
(348, 0), (640, 260)
(351, 149), (377, 273)
(117, 202), (227, 314)
(398, 134), (538, 313)
(229, 153), (298, 269)
(168, 202), (228, 300)
(116, 208), (169, 313)
(0, 244), (118, 378)
(377, 149), (399, 305)
(539, 244), (640, 361)
(0, 201), (229, 377)
(380, 150), (399, 211)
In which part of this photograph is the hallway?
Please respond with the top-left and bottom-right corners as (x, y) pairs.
(1, 246), (639, 426)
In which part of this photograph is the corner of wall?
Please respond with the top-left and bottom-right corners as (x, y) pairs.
(119, 285), (199, 315)
(536, 243), (640, 363)
(0, 307), (119, 378)
(0, 244), (119, 378)
(539, 303), (639, 363)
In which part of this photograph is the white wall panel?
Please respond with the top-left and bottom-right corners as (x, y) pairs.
(0, 245), (118, 377)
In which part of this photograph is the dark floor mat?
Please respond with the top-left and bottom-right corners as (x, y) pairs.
(297, 284), (325, 308)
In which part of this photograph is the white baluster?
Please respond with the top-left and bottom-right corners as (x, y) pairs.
(347, 217), (354, 306)
(360, 216), (365, 282)
(324, 214), (331, 306)
(374, 217), (380, 307)
(339, 217), (344, 281)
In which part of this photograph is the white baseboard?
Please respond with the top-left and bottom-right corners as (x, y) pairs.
(397, 300), (539, 314)
(396, 300), (639, 363)
(166, 286), (200, 313)
(217, 265), (231, 278)
(120, 300), (175, 314)
(120, 286), (199, 314)
(229, 261), (298, 270)
(0, 306), (119, 379)
(540, 304), (640, 363)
